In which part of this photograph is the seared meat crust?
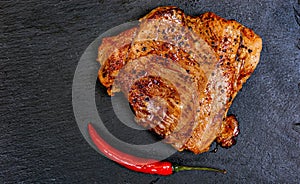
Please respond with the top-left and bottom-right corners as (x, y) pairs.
(97, 6), (262, 154)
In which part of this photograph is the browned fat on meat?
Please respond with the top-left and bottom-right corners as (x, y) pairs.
(97, 6), (262, 154)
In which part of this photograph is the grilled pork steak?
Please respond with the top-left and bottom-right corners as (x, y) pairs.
(97, 6), (262, 154)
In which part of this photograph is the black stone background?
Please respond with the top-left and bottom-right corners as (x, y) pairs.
(1, 0), (300, 183)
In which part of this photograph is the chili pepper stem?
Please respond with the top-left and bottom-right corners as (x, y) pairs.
(173, 165), (227, 174)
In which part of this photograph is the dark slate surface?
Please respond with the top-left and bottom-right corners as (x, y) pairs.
(1, 0), (300, 183)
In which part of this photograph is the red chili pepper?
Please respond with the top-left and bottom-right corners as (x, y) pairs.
(88, 123), (226, 175)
